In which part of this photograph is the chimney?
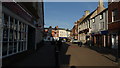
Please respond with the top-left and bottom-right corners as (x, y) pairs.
(98, 0), (104, 7)
(97, 0), (105, 13)
(84, 10), (90, 16)
(55, 26), (58, 29)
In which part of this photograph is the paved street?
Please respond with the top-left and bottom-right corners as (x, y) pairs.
(11, 42), (118, 68)
(60, 43), (117, 66)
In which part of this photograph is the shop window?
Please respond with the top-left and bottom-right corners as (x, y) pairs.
(9, 29), (13, 41)
(13, 41), (17, 53)
(2, 13), (28, 57)
(2, 42), (8, 56)
(9, 42), (13, 54)
(3, 28), (8, 41)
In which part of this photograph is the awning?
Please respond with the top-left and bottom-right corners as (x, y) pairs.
(91, 33), (101, 36)
(79, 28), (89, 34)
(100, 30), (108, 35)
(59, 37), (67, 39)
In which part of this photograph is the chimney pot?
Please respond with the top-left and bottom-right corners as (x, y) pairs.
(84, 10), (90, 16)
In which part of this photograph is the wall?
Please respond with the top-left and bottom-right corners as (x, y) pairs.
(59, 30), (67, 37)
(91, 9), (108, 33)
(35, 2), (44, 46)
(0, 1), (2, 67)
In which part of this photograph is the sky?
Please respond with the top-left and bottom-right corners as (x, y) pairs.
(44, 2), (108, 30)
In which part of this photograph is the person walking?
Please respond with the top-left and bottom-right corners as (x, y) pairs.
(78, 41), (82, 47)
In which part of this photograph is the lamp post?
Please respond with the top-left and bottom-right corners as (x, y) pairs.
(54, 26), (59, 68)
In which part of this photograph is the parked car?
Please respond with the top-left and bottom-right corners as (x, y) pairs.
(72, 39), (79, 44)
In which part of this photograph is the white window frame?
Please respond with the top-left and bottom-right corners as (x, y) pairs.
(2, 13), (28, 58)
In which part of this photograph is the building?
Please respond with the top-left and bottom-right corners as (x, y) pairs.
(108, 1), (120, 49)
(71, 22), (78, 40)
(91, 8), (108, 47)
(0, 1), (44, 66)
(44, 26), (71, 41)
(44, 26), (53, 41)
(78, 10), (90, 44)
(58, 28), (71, 40)
(78, 0), (107, 46)
(0, 1), (2, 67)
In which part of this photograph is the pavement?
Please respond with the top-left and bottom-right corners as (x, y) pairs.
(13, 42), (56, 67)
(6, 42), (118, 68)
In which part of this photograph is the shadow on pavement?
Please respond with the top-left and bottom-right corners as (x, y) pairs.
(88, 46), (119, 62)
(59, 42), (71, 67)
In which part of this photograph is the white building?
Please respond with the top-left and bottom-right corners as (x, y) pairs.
(58, 29), (71, 39)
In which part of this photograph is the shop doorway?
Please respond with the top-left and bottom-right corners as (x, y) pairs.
(27, 26), (36, 50)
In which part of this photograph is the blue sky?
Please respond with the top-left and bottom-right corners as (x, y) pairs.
(44, 2), (108, 30)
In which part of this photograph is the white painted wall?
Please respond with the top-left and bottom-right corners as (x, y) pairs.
(91, 9), (108, 33)
(59, 30), (67, 37)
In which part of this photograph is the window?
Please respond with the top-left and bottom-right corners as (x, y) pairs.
(100, 14), (103, 20)
(112, 0), (116, 2)
(2, 13), (28, 57)
(92, 18), (95, 23)
(112, 9), (118, 22)
(99, 22), (104, 30)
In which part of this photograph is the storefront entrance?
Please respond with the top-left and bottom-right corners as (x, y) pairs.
(27, 26), (36, 50)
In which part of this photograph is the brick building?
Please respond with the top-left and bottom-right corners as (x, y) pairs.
(108, 1), (120, 49)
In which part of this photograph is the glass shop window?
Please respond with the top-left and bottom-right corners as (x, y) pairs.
(3, 28), (8, 41)
(3, 14), (9, 41)
(9, 42), (13, 54)
(18, 42), (21, 52)
(9, 29), (13, 41)
(2, 42), (8, 56)
(14, 19), (18, 31)
(3, 14), (9, 28)
(13, 41), (17, 53)
(10, 17), (14, 30)
(18, 22), (21, 31)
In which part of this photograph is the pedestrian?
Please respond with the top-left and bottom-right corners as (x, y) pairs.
(78, 41), (82, 47)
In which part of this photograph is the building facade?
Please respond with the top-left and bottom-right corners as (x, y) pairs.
(77, 0), (108, 47)
(44, 26), (71, 41)
(78, 10), (90, 44)
(71, 22), (78, 40)
(0, 1), (44, 65)
(91, 8), (108, 47)
(108, 1), (120, 49)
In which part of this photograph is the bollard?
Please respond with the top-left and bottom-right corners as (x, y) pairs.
(54, 44), (60, 68)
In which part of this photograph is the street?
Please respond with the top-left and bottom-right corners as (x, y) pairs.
(7, 42), (118, 68)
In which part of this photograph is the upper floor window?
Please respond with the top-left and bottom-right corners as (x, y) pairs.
(112, 9), (118, 22)
(100, 14), (103, 20)
(99, 22), (104, 30)
(92, 18), (95, 23)
(111, 0), (116, 2)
